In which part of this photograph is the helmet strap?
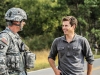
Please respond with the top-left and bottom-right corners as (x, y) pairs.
(12, 20), (22, 26)
(12, 21), (23, 31)
(7, 20), (23, 31)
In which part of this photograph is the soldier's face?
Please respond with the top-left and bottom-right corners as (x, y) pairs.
(20, 20), (26, 31)
(15, 20), (26, 31)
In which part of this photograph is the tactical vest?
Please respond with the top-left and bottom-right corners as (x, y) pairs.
(1, 30), (25, 72)
(2, 30), (36, 71)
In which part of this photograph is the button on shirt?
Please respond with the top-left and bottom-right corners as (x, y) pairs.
(48, 34), (94, 75)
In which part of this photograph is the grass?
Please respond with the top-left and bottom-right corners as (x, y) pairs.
(33, 50), (50, 70)
(94, 55), (100, 59)
(27, 50), (58, 72)
(27, 50), (100, 72)
(93, 50), (100, 59)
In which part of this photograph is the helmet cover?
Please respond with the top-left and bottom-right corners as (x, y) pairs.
(5, 7), (27, 21)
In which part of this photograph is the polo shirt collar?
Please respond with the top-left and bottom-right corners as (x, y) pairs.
(61, 34), (78, 42)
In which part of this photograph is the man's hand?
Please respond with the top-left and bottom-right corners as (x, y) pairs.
(54, 68), (61, 75)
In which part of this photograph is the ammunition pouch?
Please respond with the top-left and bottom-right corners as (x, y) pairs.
(24, 51), (36, 69)
(0, 65), (9, 75)
(0, 56), (9, 75)
(6, 53), (21, 71)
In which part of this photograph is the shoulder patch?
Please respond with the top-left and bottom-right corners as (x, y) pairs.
(1, 37), (8, 45)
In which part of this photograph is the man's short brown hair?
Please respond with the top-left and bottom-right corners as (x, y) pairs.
(62, 16), (78, 27)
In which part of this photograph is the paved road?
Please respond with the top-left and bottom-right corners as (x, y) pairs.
(28, 58), (100, 75)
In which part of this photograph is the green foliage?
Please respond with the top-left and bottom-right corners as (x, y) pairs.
(0, 0), (15, 31)
(23, 34), (54, 51)
(0, 0), (100, 50)
(13, 0), (70, 37)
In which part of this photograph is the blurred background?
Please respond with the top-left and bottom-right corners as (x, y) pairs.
(0, 0), (100, 51)
(0, 0), (100, 71)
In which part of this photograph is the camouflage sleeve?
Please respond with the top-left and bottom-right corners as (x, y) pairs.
(0, 33), (9, 75)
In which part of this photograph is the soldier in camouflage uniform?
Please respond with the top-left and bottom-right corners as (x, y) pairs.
(0, 7), (27, 75)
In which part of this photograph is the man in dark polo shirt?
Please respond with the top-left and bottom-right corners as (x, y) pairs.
(48, 16), (94, 75)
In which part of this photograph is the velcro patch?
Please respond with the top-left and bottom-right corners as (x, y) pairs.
(0, 44), (5, 49)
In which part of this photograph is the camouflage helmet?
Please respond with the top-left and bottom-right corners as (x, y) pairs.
(5, 7), (27, 21)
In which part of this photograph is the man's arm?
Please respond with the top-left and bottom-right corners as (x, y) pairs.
(82, 37), (94, 75)
(87, 63), (93, 75)
(48, 58), (61, 75)
(0, 35), (9, 75)
(48, 38), (60, 75)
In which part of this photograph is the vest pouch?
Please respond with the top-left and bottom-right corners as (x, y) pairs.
(0, 65), (9, 75)
(6, 54), (20, 71)
(15, 56), (20, 69)
(25, 51), (36, 69)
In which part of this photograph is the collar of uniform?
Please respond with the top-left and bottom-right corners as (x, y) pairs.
(61, 34), (77, 42)
(5, 27), (20, 39)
